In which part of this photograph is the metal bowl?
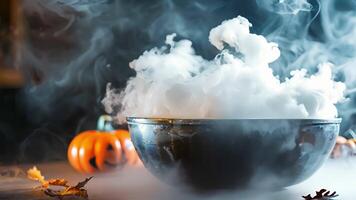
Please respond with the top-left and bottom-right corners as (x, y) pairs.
(127, 118), (341, 191)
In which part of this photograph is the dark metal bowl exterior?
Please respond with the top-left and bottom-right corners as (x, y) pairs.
(127, 118), (340, 191)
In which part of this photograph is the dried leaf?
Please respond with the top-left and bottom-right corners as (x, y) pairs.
(75, 177), (93, 189)
(47, 179), (69, 187)
(60, 187), (88, 198)
(27, 166), (92, 200)
(303, 189), (339, 200)
(44, 187), (88, 199)
(27, 166), (46, 184)
(44, 189), (61, 197)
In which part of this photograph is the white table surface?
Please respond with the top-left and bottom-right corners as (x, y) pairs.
(0, 158), (355, 200)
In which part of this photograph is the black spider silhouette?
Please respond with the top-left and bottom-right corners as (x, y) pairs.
(302, 189), (339, 200)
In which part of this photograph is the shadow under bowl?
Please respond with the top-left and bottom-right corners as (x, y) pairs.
(127, 118), (340, 191)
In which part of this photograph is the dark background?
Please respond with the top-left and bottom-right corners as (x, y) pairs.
(0, 0), (355, 164)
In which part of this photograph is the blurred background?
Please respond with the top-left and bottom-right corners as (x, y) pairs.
(0, 0), (355, 164)
(0, 0), (26, 162)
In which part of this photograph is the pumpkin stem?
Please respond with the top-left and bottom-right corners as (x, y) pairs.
(97, 115), (114, 131)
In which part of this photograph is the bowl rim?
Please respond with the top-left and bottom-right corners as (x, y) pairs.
(126, 117), (342, 125)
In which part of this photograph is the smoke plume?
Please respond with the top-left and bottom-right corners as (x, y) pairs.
(256, 0), (356, 131)
(103, 16), (345, 123)
(20, 0), (356, 129)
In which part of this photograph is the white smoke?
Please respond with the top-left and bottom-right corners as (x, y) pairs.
(255, 0), (313, 15)
(103, 16), (345, 123)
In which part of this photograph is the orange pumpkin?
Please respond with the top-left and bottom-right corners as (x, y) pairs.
(68, 115), (140, 173)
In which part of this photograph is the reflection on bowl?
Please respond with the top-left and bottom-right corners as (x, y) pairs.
(127, 118), (340, 191)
